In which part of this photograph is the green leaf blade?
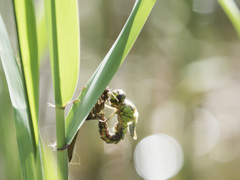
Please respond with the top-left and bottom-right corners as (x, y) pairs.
(14, 108), (36, 179)
(0, 15), (36, 180)
(65, 0), (157, 144)
(44, 0), (80, 106)
(36, 5), (48, 61)
(36, 138), (57, 180)
(13, 0), (39, 145)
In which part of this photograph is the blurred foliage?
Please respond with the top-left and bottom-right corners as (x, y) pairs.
(1, 0), (240, 180)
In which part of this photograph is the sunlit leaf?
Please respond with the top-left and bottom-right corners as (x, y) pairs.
(13, 0), (39, 145)
(36, 138), (57, 180)
(65, 0), (157, 144)
(44, 0), (80, 107)
(36, 3), (48, 61)
(0, 15), (36, 180)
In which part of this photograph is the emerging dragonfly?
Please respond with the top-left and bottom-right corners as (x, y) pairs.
(99, 89), (139, 144)
(67, 87), (139, 161)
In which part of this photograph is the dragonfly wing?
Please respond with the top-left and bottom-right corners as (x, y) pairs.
(128, 110), (138, 140)
(128, 122), (137, 140)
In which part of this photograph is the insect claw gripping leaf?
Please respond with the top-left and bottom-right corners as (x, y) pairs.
(67, 87), (110, 162)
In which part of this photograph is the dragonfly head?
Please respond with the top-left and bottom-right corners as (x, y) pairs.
(110, 89), (126, 105)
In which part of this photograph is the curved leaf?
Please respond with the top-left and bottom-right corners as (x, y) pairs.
(218, 0), (240, 37)
(65, 0), (157, 144)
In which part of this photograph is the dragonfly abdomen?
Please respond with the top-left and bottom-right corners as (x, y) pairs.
(98, 120), (128, 144)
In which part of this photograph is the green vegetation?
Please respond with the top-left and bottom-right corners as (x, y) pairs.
(0, 0), (156, 179)
(2, 0), (240, 179)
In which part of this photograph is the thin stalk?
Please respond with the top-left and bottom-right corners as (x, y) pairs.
(44, 0), (70, 178)
(56, 108), (68, 180)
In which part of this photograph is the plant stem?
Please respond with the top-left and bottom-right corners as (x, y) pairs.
(56, 108), (68, 180)
(218, 0), (240, 37)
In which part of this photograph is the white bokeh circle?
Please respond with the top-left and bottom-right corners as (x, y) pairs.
(134, 134), (184, 180)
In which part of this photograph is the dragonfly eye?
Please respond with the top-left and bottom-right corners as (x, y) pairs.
(116, 89), (126, 103)
(109, 89), (126, 104)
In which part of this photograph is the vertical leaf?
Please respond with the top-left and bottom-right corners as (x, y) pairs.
(0, 15), (36, 180)
(13, 0), (39, 146)
(13, 1), (58, 179)
(36, 138), (57, 180)
(36, 2), (48, 60)
(44, 0), (80, 107)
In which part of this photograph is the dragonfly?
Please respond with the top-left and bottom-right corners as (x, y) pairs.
(99, 89), (139, 144)
(67, 87), (139, 161)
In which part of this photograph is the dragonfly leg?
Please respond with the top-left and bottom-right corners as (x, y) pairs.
(107, 91), (119, 102)
(99, 111), (116, 123)
(105, 104), (117, 110)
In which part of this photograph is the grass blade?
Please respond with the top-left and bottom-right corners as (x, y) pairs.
(36, 138), (57, 180)
(0, 15), (36, 180)
(13, 1), (57, 179)
(36, 3), (48, 61)
(218, 0), (240, 37)
(44, 0), (80, 107)
(13, 0), (39, 148)
(66, 0), (157, 144)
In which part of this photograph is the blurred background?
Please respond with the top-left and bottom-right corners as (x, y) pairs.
(1, 0), (240, 179)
